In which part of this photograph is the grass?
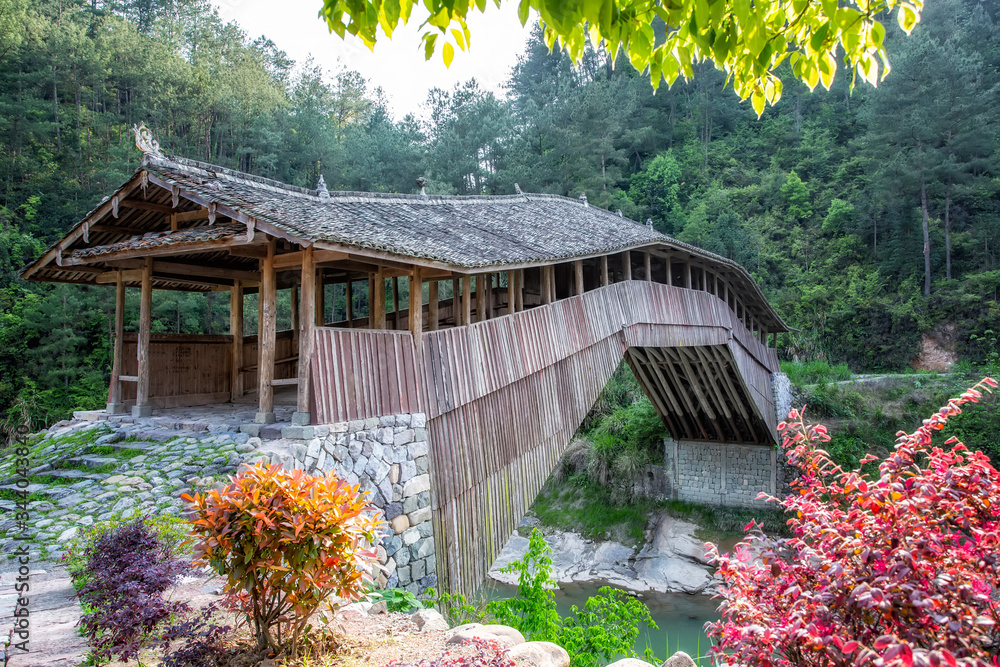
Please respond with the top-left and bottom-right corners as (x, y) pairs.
(0, 489), (47, 502)
(87, 444), (148, 458)
(780, 359), (853, 386)
(529, 475), (792, 546)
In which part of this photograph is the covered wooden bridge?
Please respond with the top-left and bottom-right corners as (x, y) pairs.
(25, 129), (791, 594)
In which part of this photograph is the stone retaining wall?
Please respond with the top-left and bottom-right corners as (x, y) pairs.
(277, 413), (436, 595)
(664, 438), (777, 507)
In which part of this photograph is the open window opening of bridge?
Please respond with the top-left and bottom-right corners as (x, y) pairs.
(23, 127), (793, 595)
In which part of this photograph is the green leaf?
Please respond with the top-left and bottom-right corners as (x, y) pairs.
(442, 41), (455, 66)
(518, 0), (530, 25)
(751, 90), (765, 117)
(897, 3), (918, 33)
(423, 32), (438, 60)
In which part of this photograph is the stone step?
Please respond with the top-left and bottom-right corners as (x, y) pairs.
(87, 441), (156, 454)
(128, 428), (190, 443)
(61, 456), (117, 469)
(0, 483), (47, 494)
(37, 469), (106, 482)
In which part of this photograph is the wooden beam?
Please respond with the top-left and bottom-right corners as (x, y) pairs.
(134, 258), (153, 418)
(173, 208), (211, 223)
(273, 248), (350, 270)
(90, 223), (142, 236)
(409, 267), (423, 349)
(429, 280), (439, 330)
(346, 280), (354, 328)
(107, 270), (126, 413)
(372, 267), (386, 329)
(296, 246), (315, 419)
(600, 256), (609, 286)
(476, 273), (487, 322)
(121, 198), (173, 214)
(514, 269), (524, 312)
(256, 239), (277, 423)
(622, 251), (632, 280)
(574, 260), (584, 296)
(230, 281), (244, 401)
(462, 275), (472, 325)
(64, 235), (249, 265)
(229, 245), (269, 259)
(316, 270), (325, 326)
(96, 269), (143, 284)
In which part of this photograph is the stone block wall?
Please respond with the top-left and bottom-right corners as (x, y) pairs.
(280, 413), (437, 595)
(665, 438), (776, 507)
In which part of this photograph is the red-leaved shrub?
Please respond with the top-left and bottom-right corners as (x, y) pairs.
(707, 378), (1000, 667)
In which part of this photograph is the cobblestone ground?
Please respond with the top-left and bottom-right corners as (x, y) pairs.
(0, 419), (264, 561)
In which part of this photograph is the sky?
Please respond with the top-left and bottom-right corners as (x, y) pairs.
(211, 0), (534, 119)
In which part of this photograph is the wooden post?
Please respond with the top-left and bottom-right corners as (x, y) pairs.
(621, 251), (632, 280)
(294, 245), (315, 425)
(316, 269), (325, 326)
(409, 267), (423, 348)
(515, 269), (524, 312)
(644, 252), (652, 281)
(685, 262), (692, 289)
(428, 280), (439, 330)
(107, 269), (126, 413)
(392, 276), (400, 329)
(133, 258), (153, 418)
(256, 239), (277, 423)
(346, 280), (354, 328)
(542, 266), (553, 304)
(600, 256), (609, 286)
(372, 267), (386, 329)
(506, 272), (515, 314)
(574, 260), (584, 296)
(549, 265), (557, 300)
(462, 275), (472, 325)
(722, 280), (728, 306)
(230, 280), (244, 402)
(476, 273), (487, 322)
(452, 278), (461, 325)
(290, 283), (299, 352)
(666, 256), (672, 286)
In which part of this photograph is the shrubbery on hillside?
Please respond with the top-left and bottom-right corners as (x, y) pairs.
(708, 378), (1000, 666)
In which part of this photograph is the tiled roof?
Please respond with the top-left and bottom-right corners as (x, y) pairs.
(72, 222), (244, 259)
(141, 154), (667, 269)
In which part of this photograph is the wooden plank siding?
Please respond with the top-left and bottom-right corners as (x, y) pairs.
(308, 280), (780, 596)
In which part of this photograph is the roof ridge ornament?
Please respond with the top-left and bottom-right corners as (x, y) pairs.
(514, 183), (523, 195)
(132, 123), (163, 157)
(416, 176), (428, 198)
(316, 174), (330, 201)
(646, 218), (653, 227)
(617, 209), (623, 217)
(579, 192), (588, 207)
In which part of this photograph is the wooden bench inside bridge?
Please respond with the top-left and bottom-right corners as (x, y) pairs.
(25, 130), (792, 595)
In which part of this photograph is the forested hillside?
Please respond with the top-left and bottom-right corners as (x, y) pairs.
(1, 0), (998, 424)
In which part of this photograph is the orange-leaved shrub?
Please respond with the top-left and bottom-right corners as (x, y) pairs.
(707, 378), (1000, 667)
(183, 463), (381, 653)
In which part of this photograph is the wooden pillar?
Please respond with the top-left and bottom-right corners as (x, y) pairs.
(107, 269), (126, 413)
(541, 266), (553, 305)
(462, 275), (472, 325)
(621, 251), (632, 280)
(572, 260), (583, 296)
(428, 280), (439, 330)
(600, 256), (609, 286)
(315, 269), (325, 326)
(294, 246), (315, 424)
(290, 283), (299, 351)
(372, 267), (386, 329)
(256, 239), (277, 423)
(515, 269), (524, 312)
(346, 280), (354, 328)
(506, 272), (515, 314)
(133, 258), (153, 418)
(452, 278), (461, 325)
(666, 256), (672, 286)
(229, 280), (244, 402)
(644, 252), (652, 281)
(476, 273), (487, 322)
(722, 280), (728, 306)
(685, 262), (692, 289)
(409, 267), (423, 349)
(392, 276), (400, 329)
(549, 265), (557, 300)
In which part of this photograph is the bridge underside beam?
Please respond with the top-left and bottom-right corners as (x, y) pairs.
(626, 344), (773, 445)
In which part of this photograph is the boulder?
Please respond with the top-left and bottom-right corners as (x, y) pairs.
(661, 652), (698, 667)
(411, 608), (449, 633)
(507, 641), (570, 667)
(606, 660), (656, 667)
(447, 623), (525, 648)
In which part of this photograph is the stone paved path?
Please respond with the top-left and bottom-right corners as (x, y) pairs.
(0, 566), (85, 667)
